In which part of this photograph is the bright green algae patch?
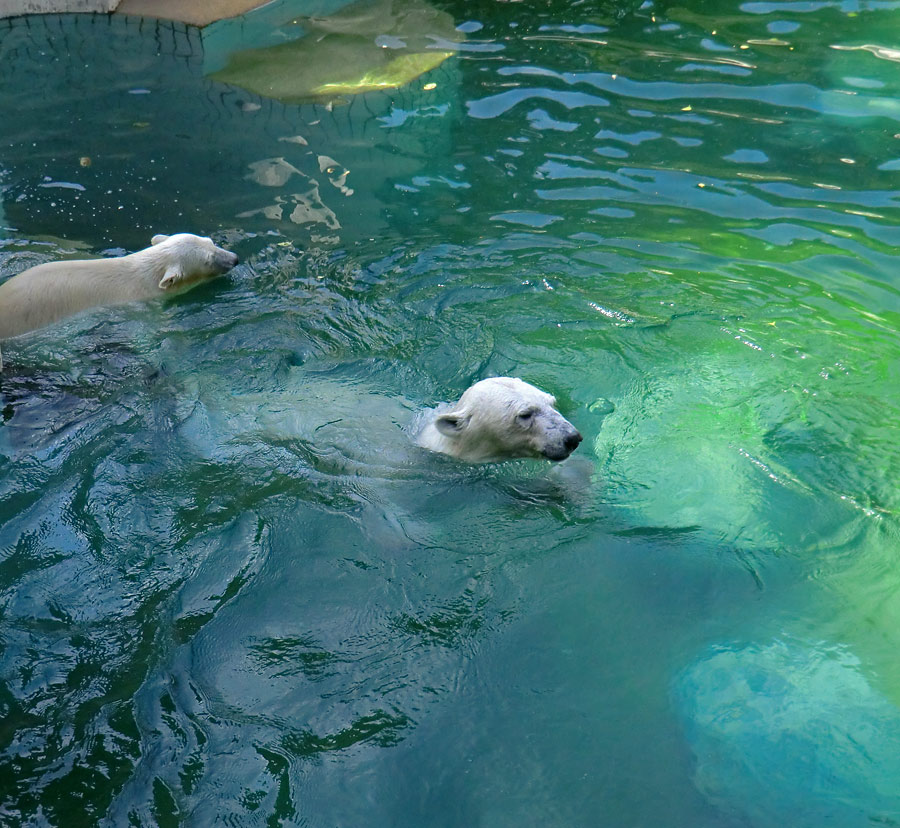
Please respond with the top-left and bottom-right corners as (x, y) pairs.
(311, 51), (453, 96)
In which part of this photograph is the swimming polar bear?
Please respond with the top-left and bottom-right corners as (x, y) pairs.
(415, 377), (583, 462)
(178, 372), (582, 480)
(0, 233), (239, 370)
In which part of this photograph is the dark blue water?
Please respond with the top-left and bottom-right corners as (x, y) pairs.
(1, 1), (900, 825)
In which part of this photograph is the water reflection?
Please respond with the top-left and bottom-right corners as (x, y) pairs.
(0, 6), (460, 248)
(208, 0), (458, 101)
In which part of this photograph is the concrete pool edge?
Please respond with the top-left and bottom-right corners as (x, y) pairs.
(0, 0), (276, 27)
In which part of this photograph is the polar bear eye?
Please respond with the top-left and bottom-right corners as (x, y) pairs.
(517, 409), (536, 423)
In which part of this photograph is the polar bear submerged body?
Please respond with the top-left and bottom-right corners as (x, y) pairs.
(415, 377), (582, 463)
(0, 233), (238, 369)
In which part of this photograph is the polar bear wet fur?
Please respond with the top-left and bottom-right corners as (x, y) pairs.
(416, 377), (582, 462)
(0, 233), (238, 369)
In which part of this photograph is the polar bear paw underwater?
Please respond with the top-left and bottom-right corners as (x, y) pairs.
(0, 233), (239, 371)
(415, 377), (583, 462)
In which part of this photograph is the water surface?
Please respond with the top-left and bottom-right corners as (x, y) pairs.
(1, 1), (899, 825)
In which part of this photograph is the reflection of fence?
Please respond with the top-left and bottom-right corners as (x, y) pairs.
(0, 11), (459, 248)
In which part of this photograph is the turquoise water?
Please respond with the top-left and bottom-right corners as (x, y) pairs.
(1, 1), (900, 825)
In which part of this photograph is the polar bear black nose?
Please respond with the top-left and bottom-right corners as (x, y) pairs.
(564, 431), (583, 451)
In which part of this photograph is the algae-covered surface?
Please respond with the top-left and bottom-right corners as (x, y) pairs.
(1, 1), (900, 826)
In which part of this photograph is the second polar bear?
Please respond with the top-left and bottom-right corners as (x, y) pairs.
(0, 233), (239, 370)
(416, 377), (583, 462)
(179, 373), (582, 476)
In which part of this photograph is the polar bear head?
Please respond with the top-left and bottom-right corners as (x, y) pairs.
(150, 233), (239, 292)
(423, 377), (583, 463)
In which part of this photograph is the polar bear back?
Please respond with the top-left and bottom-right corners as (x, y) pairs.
(0, 257), (147, 339)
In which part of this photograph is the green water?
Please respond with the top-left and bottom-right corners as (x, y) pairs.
(1, 1), (900, 825)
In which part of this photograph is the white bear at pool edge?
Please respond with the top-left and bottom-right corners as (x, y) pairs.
(415, 377), (583, 462)
(0, 233), (239, 370)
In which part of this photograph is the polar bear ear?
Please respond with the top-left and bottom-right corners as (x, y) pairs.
(435, 411), (470, 437)
(151, 234), (169, 245)
(158, 263), (184, 290)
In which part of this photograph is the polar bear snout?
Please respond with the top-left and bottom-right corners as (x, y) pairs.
(541, 425), (583, 462)
(214, 248), (240, 273)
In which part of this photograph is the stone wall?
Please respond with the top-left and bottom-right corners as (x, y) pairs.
(0, 0), (120, 17)
(0, 0), (274, 25)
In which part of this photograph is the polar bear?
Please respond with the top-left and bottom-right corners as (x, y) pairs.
(415, 377), (583, 462)
(0, 233), (239, 370)
(175, 372), (582, 485)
